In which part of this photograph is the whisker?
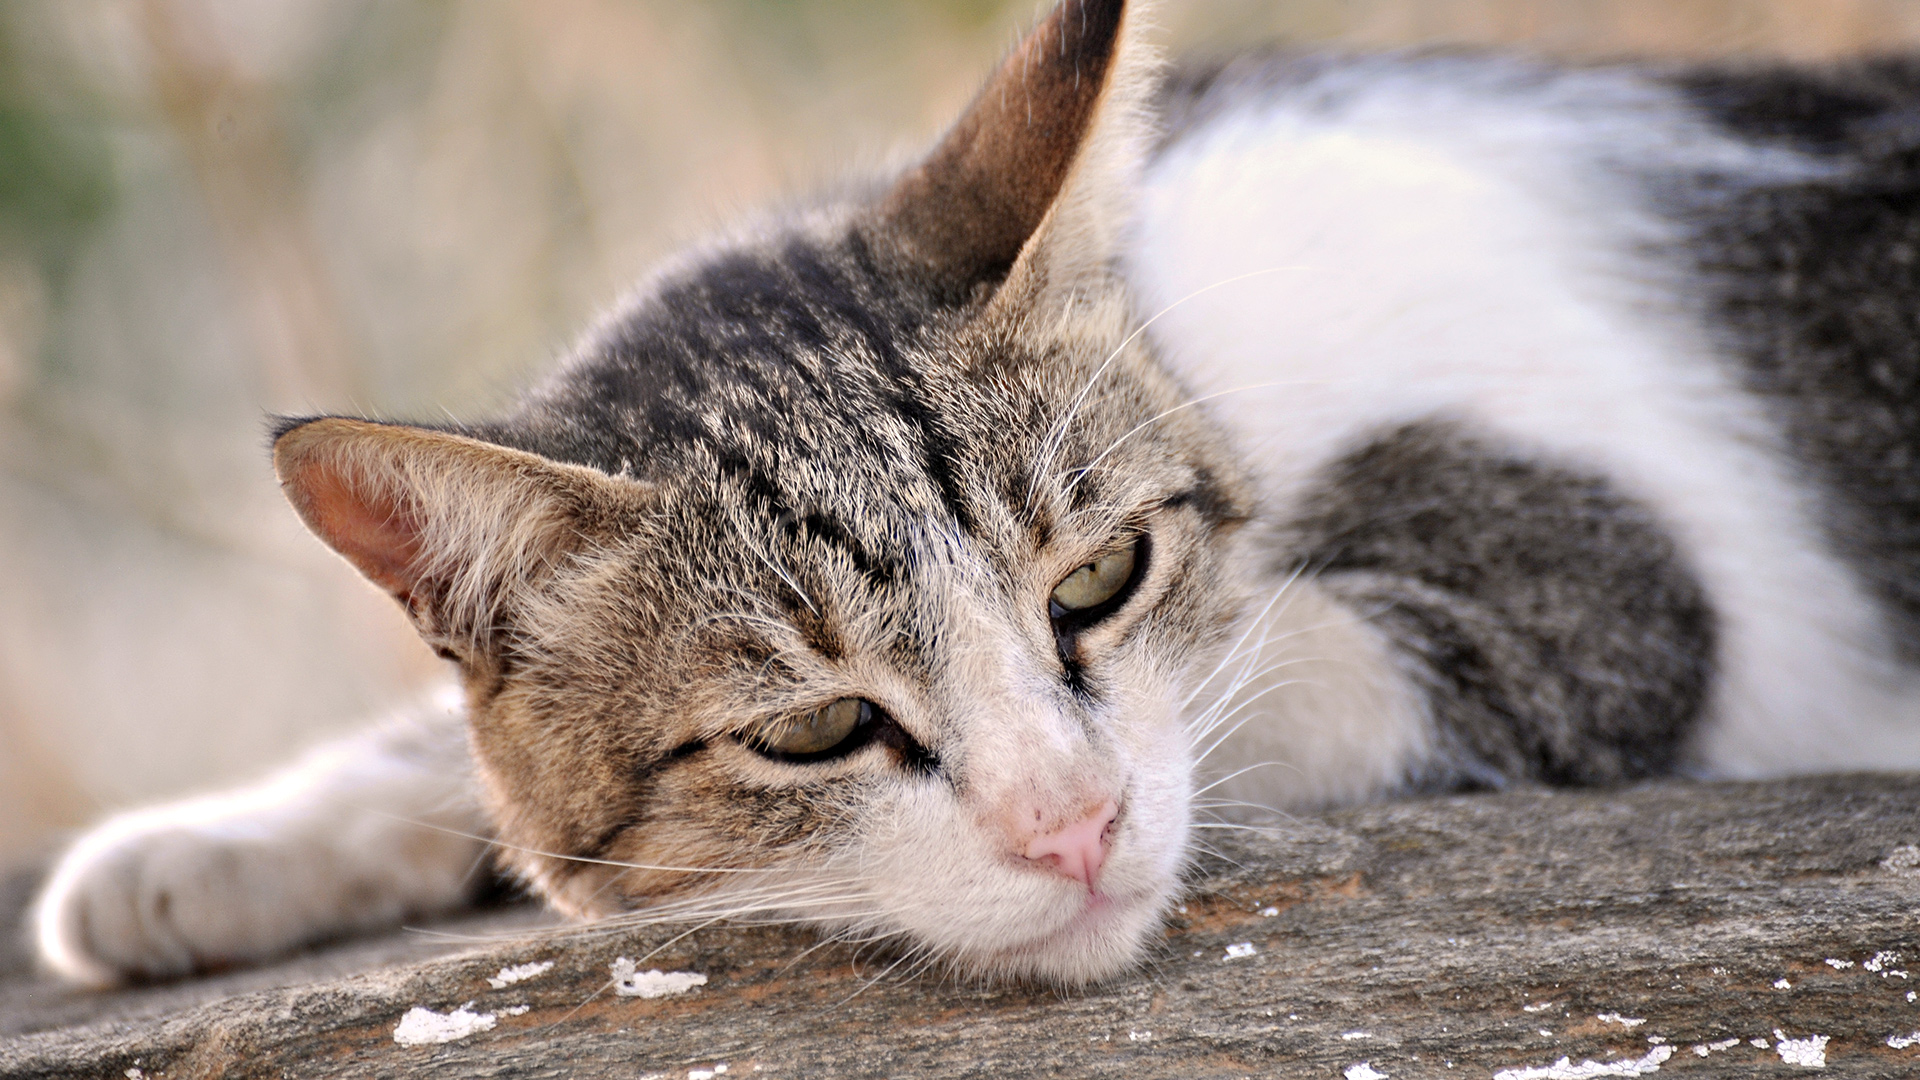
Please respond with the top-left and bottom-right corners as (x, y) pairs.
(585, 878), (876, 923)
(1184, 660), (1328, 738)
(1184, 840), (1246, 869)
(1025, 266), (1315, 510)
(831, 948), (920, 1008)
(1059, 380), (1309, 496)
(1194, 797), (1301, 824)
(400, 886), (883, 953)
(1189, 677), (1327, 760)
(368, 812), (764, 875)
(1190, 822), (1287, 834)
(1191, 760), (1305, 797)
(750, 537), (821, 619)
(1181, 568), (1308, 709)
(1185, 654), (1323, 736)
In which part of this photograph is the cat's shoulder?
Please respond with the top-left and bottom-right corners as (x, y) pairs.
(1154, 47), (1920, 164)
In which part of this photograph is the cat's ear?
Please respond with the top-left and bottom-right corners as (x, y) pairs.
(273, 417), (636, 656)
(875, 0), (1155, 303)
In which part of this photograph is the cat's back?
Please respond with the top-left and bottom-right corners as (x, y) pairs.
(1126, 50), (1920, 776)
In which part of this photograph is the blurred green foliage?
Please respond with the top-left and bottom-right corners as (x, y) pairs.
(0, 23), (110, 291)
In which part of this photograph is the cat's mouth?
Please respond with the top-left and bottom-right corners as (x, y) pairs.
(960, 878), (1168, 984)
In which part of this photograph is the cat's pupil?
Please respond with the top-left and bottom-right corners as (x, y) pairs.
(1050, 541), (1139, 615)
(759, 698), (867, 757)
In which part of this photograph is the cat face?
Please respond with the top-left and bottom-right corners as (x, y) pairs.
(481, 243), (1248, 982)
(271, 0), (1247, 983)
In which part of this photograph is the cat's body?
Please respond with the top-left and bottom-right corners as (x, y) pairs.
(1152, 53), (1920, 806)
(32, 1), (1920, 988)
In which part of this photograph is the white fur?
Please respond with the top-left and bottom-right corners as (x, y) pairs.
(33, 688), (485, 986)
(839, 524), (1193, 982)
(1129, 57), (1920, 789)
(1187, 576), (1430, 812)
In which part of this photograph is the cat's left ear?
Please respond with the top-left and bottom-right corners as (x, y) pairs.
(873, 0), (1156, 308)
(272, 417), (642, 659)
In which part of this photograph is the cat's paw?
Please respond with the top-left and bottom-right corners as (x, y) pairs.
(34, 809), (329, 985)
(34, 794), (483, 986)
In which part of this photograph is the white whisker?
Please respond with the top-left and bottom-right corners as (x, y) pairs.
(1189, 822), (1286, 834)
(1188, 671), (1327, 753)
(1190, 682), (1326, 765)
(1181, 569), (1307, 709)
(370, 813), (763, 875)
(1059, 380), (1307, 496)
(751, 537), (821, 618)
(1191, 759), (1304, 797)
(1194, 797), (1299, 824)
(1025, 266), (1314, 509)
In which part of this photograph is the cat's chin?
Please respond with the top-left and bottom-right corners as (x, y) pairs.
(950, 885), (1170, 987)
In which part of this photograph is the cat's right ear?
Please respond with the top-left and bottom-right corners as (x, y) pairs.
(873, 0), (1154, 303)
(273, 417), (638, 657)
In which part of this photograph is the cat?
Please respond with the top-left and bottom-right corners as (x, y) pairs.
(31, 0), (1920, 989)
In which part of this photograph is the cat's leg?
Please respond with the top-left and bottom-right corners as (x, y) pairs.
(1283, 421), (1717, 791)
(33, 687), (490, 986)
(1208, 420), (1718, 810)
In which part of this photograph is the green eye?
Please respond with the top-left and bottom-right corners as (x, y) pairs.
(758, 698), (868, 757)
(1050, 540), (1140, 615)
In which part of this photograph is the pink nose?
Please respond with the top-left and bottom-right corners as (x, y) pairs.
(1022, 800), (1119, 890)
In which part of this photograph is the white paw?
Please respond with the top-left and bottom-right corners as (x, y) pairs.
(34, 794), (483, 986)
(34, 810), (322, 985)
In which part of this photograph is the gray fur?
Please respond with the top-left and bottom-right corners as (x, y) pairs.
(1287, 421), (1715, 789)
(1674, 59), (1920, 658)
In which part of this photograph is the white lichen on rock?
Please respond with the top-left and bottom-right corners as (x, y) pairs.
(1344, 1063), (1388, 1080)
(1491, 1045), (1673, 1079)
(610, 957), (709, 999)
(1596, 1012), (1646, 1028)
(392, 1004), (497, 1046)
(486, 960), (555, 989)
(1881, 844), (1920, 875)
(1773, 1030), (1827, 1068)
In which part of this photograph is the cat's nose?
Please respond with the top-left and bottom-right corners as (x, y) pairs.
(1021, 799), (1118, 890)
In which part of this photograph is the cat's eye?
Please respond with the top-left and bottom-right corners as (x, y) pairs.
(754, 698), (872, 761)
(1050, 539), (1141, 617)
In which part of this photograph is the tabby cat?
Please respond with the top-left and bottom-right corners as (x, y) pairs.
(34, 0), (1920, 987)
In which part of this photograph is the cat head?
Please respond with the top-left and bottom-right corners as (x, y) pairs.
(274, 0), (1252, 985)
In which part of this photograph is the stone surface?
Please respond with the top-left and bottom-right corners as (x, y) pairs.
(6, 775), (1920, 1078)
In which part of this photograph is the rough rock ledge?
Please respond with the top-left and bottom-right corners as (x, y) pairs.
(6, 775), (1920, 1079)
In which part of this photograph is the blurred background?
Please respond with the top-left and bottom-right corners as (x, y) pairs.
(5, 0), (1920, 861)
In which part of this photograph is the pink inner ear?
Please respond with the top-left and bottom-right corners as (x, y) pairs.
(290, 462), (426, 602)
